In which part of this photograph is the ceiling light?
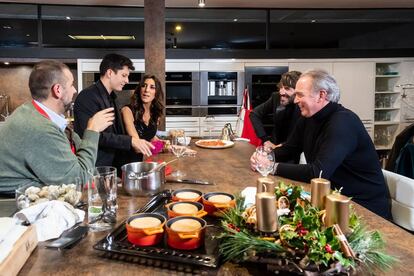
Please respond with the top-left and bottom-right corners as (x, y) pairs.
(68, 35), (135, 40)
(198, 0), (205, 8)
(66, 16), (71, 20)
(26, 34), (30, 37)
(175, 25), (182, 32)
(233, 19), (238, 22)
(311, 19), (317, 23)
(2, 25), (11, 29)
(4, 62), (10, 65)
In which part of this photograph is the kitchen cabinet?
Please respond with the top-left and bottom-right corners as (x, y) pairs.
(333, 62), (375, 138)
(288, 62), (333, 74)
(373, 62), (402, 150)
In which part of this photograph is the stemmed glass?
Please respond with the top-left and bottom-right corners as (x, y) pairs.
(255, 146), (275, 177)
(170, 129), (187, 178)
(205, 115), (215, 138)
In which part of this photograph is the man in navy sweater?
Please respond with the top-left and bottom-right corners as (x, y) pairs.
(251, 69), (391, 219)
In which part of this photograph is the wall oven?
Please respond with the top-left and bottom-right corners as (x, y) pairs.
(200, 71), (244, 116)
(244, 66), (289, 136)
(165, 72), (200, 116)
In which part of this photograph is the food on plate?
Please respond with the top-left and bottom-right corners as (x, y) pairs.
(172, 203), (199, 214)
(130, 216), (162, 229)
(175, 191), (200, 200)
(197, 139), (226, 147)
(208, 194), (232, 204)
(170, 218), (202, 232)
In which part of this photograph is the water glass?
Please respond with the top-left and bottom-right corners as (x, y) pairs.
(87, 166), (117, 232)
(170, 130), (187, 178)
(255, 146), (275, 177)
(205, 115), (215, 138)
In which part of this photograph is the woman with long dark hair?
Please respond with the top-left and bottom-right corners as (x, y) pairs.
(121, 74), (164, 162)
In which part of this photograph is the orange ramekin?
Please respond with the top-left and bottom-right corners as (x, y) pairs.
(202, 192), (235, 217)
(166, 201), (208, 219)
(172, 189), (203, 202)
(165, 216), (206, 250)
(126, 213), (166, 246)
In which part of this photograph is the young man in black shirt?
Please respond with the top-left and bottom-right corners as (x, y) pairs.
(251, 69), (391, 219)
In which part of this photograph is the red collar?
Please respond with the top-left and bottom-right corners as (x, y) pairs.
(32, 100), (51, 120)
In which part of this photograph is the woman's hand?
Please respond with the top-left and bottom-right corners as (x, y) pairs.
(132, 137), (154, 156)
(250, 152), (258, 171)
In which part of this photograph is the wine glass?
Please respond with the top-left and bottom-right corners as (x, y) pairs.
(205, 115), (215, 138)
(255, 146), (275, 177)
(170, 129), (187, 178)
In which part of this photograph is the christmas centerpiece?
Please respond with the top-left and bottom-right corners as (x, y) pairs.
(217, 179), (398, 275)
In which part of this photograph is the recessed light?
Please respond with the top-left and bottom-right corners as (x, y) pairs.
(311, 19), (317, 23)
(66, 16), (71, 20)
(231, 58), (236, 61)
(233, 19), (238, 22)
(4, 62), (10, 65)
(26, 34), (30, 37)
(198, 0), (205, 8)
(175, 25), (182, 32)
(2, 25), (12, 29)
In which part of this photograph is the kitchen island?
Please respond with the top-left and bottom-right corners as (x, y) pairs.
(19, 141), (414, 275)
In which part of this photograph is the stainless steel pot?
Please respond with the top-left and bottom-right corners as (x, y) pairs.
(121, 162), (165, 196)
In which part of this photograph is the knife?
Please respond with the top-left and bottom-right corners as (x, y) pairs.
(166, 178), (215, 185)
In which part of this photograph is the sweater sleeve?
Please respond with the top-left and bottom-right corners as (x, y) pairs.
(273, 117), (304, 162)
(25, 125), (100, 186)
(250, 93), (277, 141)
(276, 112), (359, 183)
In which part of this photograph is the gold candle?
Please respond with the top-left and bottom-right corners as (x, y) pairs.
(256, 192), (277, 232)
(256, 177), (275, 194)
(325, 193), (350, 234)
(311, 178), (331, 209)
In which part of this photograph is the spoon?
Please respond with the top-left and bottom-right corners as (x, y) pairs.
(135, 159), (178, 179)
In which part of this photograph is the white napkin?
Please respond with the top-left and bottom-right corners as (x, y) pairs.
(0, 217), (28, 264)
(241, 187), (257, 207)
(13, 200), (85, 242)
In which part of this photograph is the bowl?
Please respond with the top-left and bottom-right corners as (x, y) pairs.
(177, 136), (191, 146)
(172, 189), (203, 202)
(126, 213), (166, 246)
(166, 201), (207, 219)
(166, 216), (206, 250)
(202, 192), (236, 217)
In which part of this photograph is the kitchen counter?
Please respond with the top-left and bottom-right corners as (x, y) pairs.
(18, 141), (414, 275)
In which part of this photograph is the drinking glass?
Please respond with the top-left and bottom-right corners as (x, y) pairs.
(205, 115), (215, 138)
(170, 130), (187, 178)
(255, 146), (275, 177)
(87, 166), (117, 232)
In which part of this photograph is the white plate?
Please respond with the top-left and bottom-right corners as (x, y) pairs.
(195, 139), (235, 149)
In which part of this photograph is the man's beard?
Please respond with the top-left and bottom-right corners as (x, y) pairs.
(63, 101), (72, 112)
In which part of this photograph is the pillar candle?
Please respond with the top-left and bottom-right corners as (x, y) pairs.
(256, 177), (275, 194)
(325, 193), (350, 234)
(256, 192), (277, 232)
(311, 178), (331, 209)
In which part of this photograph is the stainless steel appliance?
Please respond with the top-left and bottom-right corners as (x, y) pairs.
(244, 66), (289, 135)
(200, 71), (244, 115)
(165, 72), (200, 116)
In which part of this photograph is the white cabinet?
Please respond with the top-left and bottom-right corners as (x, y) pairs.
(165, 116), (238, 138)
(199, 116), (238, 137)
(288, 62), (333, 74)
(333, 62), (375, 138)
(373, 62), (402, 150)
(165, 117), (200, 137)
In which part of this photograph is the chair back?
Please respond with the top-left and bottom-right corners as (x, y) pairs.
(383, 169), (414, 231)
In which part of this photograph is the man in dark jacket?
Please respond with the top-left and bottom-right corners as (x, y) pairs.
(251, 69), (391, 219)
(74, 53), (153, 170)
(250, 71), (302, 150)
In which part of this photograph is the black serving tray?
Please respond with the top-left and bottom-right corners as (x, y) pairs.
(93, 190), (222, 268)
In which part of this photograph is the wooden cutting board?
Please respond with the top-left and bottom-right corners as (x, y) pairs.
(0, 225), (38, 276)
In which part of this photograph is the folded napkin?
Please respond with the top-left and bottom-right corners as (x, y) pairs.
(13, 200), (85, 242)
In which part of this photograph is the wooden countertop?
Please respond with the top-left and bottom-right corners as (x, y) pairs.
(19, 141), (414, 276)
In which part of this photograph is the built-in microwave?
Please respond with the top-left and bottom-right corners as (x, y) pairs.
(165, 72), (200, 116)
(200, 71), (244, 116)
